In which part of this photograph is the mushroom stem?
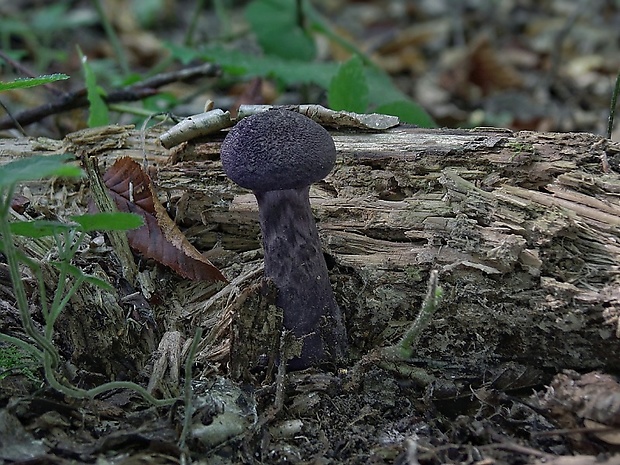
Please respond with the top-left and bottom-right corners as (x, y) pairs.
(255, 187), (347, 369)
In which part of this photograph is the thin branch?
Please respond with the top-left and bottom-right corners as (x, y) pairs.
(0, 63), (221, 130)
(0, 99), (27, 136)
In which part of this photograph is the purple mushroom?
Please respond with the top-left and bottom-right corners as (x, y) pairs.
(220, 109), (347, 369)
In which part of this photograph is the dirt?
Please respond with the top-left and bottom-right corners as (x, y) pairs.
(0, 348), (575, 464)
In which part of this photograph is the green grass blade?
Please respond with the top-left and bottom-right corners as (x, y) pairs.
(10, 220), (74, 238)
(0, 154), (82, 188)
(78, 47), (109, 127)
(0, 74), (69, 92)
(49, 261), (113, 291)
(71, 212), (144, 232)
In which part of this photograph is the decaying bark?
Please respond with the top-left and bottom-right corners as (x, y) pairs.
(2, 124), (620, 381)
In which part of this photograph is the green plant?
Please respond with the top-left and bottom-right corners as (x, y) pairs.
(245, 0), (316, 62)
(170, 0), (436, 127)
(78, 46), (110, 127)
(0, 3), (98, 71)
(328, 55), (368, 113)
(0, 74), (69, 92)
(382, 270), (442, 361)
(2, 1), (435, 134)
(0, 153), (174, 405)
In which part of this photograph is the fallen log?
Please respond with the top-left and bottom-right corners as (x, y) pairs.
(2, 124), (619, 381)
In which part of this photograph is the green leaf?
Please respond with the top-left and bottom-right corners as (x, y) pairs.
(166, 42), (200, 65)
(0, 154), (82, 188)
(375, 101), (436, 128)
(185, 45), (338, 87)
(328, 55), (368, 113)
(364, 66), (410, 105)
(78, 47), (109, 127)
(31, 3), (98, 33)
(0, 74), (69, 92)
(10, 220), (74, 238)
(245, 0), (316, 61)
(71, 212), (144, 232)
(365, 67), (436, 127)
(50, 261), (113, 291)
(130, 0), (164, 28)
(83, 274), (113, 291)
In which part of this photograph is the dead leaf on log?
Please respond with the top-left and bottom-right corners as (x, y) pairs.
(102, 157), (226, 282)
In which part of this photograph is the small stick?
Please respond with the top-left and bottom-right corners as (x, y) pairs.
(0, 63), (220, 130)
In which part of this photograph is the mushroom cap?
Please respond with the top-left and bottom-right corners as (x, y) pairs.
(220, 109), (336, 192)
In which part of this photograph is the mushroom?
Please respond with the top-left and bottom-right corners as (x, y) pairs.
(220, 109), (347, 369)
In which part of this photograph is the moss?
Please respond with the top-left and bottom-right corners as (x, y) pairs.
(0, 344), (41, 383)
(404, 266), (422, 283)
(507, 141), (536, 161)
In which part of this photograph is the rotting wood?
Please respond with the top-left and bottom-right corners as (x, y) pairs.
(2, 125), (620, 380)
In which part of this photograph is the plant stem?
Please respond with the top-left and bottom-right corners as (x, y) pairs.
(179, 327), (203, 449)
(0, 186), (59, 365)
(41, 350), (176, 405)
(304, 1), (376, 68)
(93, 0), (130, 75)
(382, 270), (442, 361)
(0, 333), (44, 360)
(49, 266), (67, 333)
(608, 70), (620, 139)
(184, 0), (207, 46)
(50, 277), (84, 326)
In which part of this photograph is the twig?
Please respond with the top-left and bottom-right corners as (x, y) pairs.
(0, 99), (27, 136)
(0, 63), (220, 130)
(481, 441), (555, 459)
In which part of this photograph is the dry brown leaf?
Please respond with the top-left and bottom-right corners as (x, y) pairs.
(440, 34), (523, 99)
(103, 157), (226, 282)
(540, 370), (620, 425)
(538, 370), (620, 451)
(10, 194), (30, 214)
(468, 35), (523, 94)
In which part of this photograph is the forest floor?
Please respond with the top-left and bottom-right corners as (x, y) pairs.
(2, 1), (620, 464)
